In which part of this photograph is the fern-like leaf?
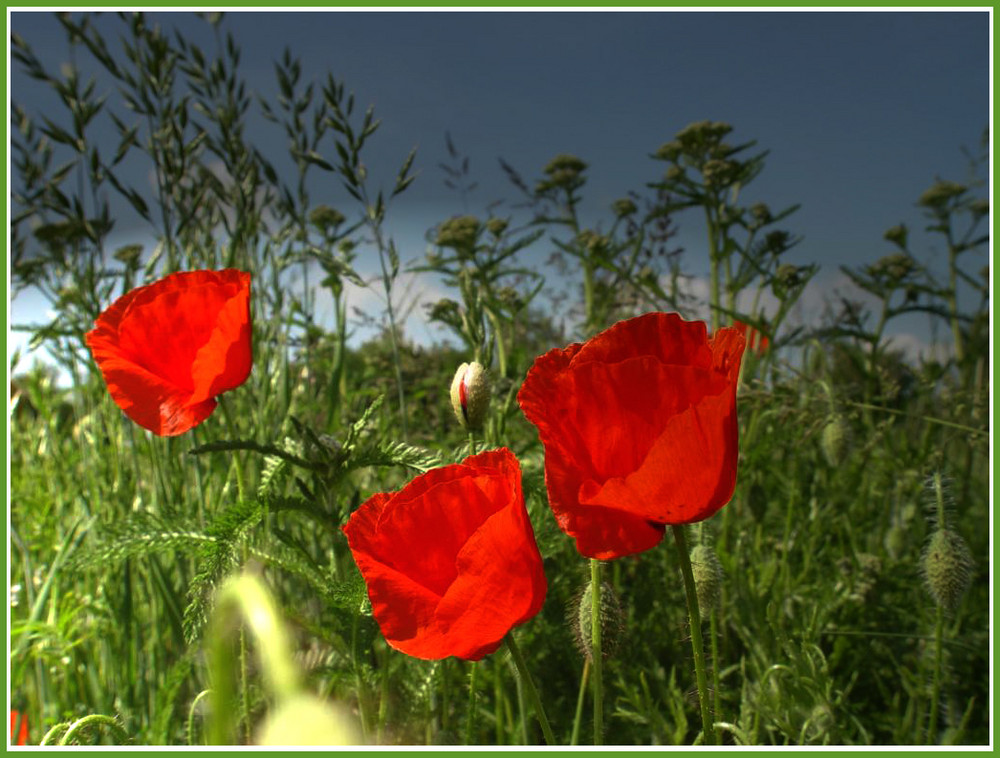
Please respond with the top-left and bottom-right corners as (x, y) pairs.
(70, 511), (213, 570)
(182, 498), (264, 643)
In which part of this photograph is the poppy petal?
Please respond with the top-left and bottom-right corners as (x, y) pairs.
(518, 312), (746, 560)
(578, 388), (739, 524)
(435, 501), (546, 660)
(85, 350), (218, 436)
(86, 269), (252, 436)
(342, 448), (547, 661)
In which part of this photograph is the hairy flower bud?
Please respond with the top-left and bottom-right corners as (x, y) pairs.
(450, 362), (491, 431)
(690, 543), (724, 615)
(922, 528), (973, 611)
(572, 579), (624, 662)
(821, 414), (850, 467)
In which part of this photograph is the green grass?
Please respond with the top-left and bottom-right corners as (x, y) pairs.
(9, 12), (989, 746)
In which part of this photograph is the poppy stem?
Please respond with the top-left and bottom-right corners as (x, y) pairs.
(502, 632), (557, 745)
(671, 524), (717, 746)
(464, 660), (479, 744)
(570, 657), (590, 746)
(589, 559), (604, 745)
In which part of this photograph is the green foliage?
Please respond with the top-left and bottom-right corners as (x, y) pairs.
(9, 12), (988, 748)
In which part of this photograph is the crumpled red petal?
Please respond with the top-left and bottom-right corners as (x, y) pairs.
(85, 269), (252, 436)
(342, 448), (547, 661)
(518, 312), (745, 560)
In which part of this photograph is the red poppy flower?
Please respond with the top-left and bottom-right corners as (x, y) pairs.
(342, 448), (547, 661)
(10, 710), (28, 745)
(85, 269), (252, 436)
(518, 312), (746, 561)
(733, 319), (769, 354)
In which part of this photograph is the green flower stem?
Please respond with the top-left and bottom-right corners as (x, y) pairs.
(711, 610), (722, 725)
(465, 660), (479, 744)
(570, 658), (590, 746)
(590, 558), (604, 744)
(494, 657), (505, 744)
(671, 524), (716, 745)
(503, 632), (557, 745)
(926, 603), (945, 744)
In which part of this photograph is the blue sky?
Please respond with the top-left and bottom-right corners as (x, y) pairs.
(8, 9), (991, 366)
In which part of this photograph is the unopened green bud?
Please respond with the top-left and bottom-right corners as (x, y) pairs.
(543, 153), (587, 177)
(690, 543), (724, 615)
(872, 253), (915, 282)
(821, 414), (850, 467)
(572, 580), (624, 662)
(922, 528), (973, 611)
(449, 361), (491, 431)
(701, 158), (737, 187)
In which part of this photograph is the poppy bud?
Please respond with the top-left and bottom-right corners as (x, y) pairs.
(450, 361), (491, 431)
(922, 528), (973, 612)
(690, 543), (724, 615)
(820, 414), (850, 467)
(572, 579), (624, 662)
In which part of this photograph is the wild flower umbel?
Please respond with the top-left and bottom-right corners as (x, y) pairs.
(485, 217), (509, 238)
(435, 215), (481, 252)
(918, 179), (966, 208)
(536, 154), (588, 193)
(611, 198), (638, 217)
(309, 205), (346, 233)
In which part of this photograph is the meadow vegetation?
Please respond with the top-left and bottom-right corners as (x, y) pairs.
(9, 12), (990, 746)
